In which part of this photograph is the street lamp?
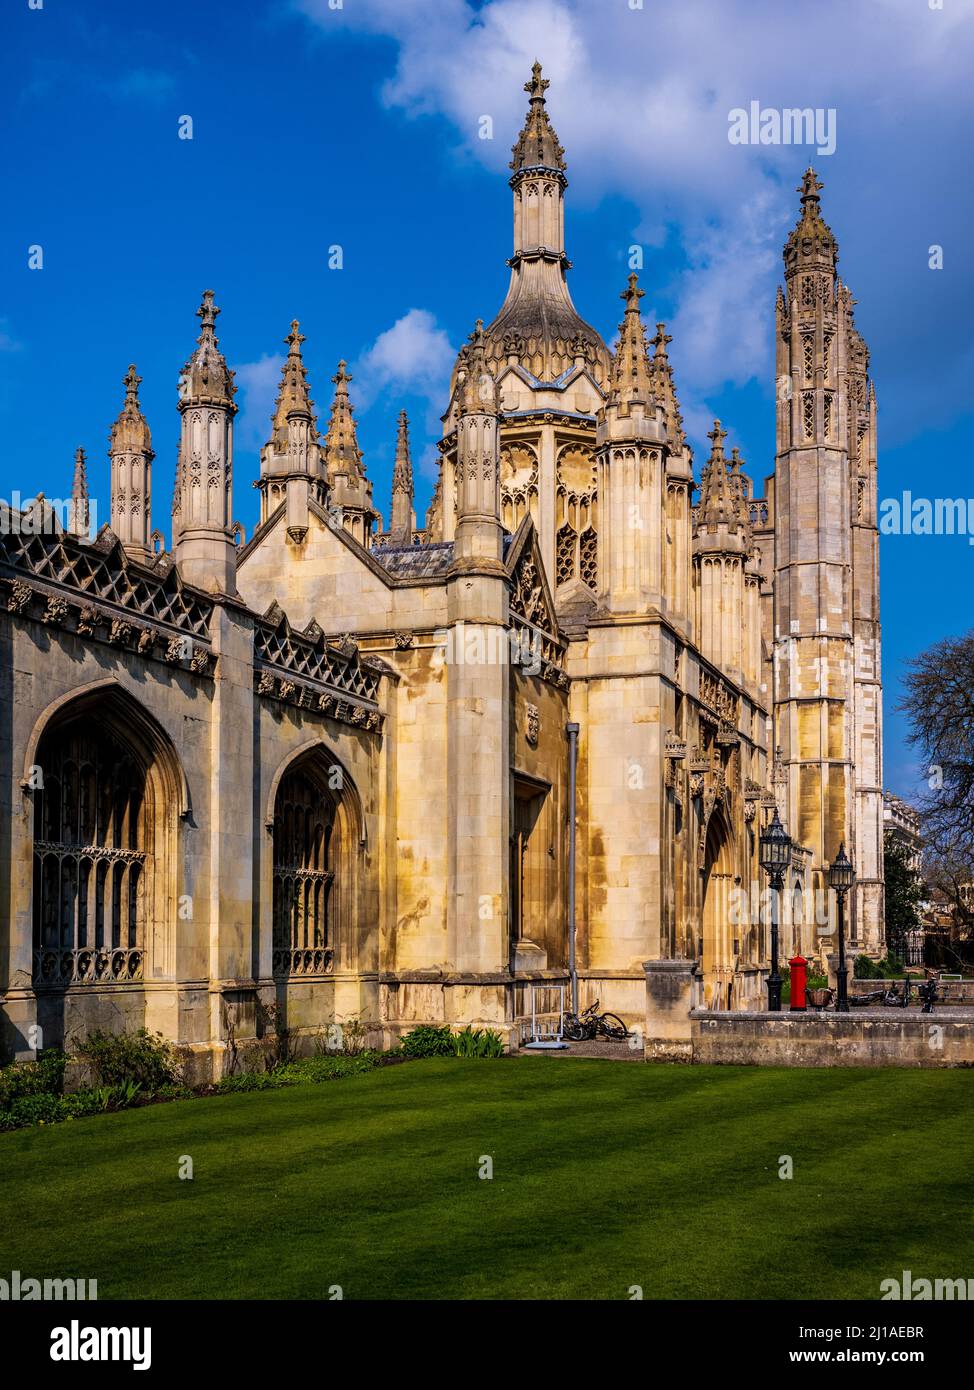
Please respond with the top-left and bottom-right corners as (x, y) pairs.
(828, 842), (855, 1013)
(759, 807), (791, 1012)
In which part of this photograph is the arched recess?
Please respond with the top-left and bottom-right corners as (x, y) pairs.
(264, 740), (365, 980)
(26, 679), (186, 987)
(700, 805), (735, 1009)
(791, 879), (805, 957)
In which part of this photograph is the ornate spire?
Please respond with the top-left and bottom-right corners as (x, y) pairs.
(458, 322), (499, 415)
(697, 421), (742, 532)
(477, 64), (610, 385)
(728, 446), (756, 533)
(179, 289), (236, 406)
(607, 274), (655, 410)
(109, 365), (154, 560)
(322, 361), (364, 480)
(68, 446), (89, 537)
(392, 410), (413, 496)
(110, 364), (153, 456)
(173, 290), (237, 592)
(268, 319), (316, 448)
(510, 60), (566, 173)
(389, 410), (415, 543)
(784, 166), (837, 275)
(648, 320), (687, 449)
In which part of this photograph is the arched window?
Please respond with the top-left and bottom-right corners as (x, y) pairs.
(555, 444), (597, 590)
(272, 768), (336, 978)
(499, 443), (539, 533)
(33, 719), (148, 987)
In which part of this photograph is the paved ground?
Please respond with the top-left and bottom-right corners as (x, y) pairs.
(518, 1037), (641, 1061)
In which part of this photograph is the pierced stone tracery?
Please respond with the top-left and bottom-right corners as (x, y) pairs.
(272, 768), (336, 978)
(555, 443), (597, 589)
(499, 443), (539, 532)
(32, 721), (148, 987)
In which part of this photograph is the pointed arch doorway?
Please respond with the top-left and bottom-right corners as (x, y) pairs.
(701, 807), (735, 1009)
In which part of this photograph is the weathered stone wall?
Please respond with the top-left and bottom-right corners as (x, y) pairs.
(690, 1010), (974, 1067)
(0, 596), (388, 1068)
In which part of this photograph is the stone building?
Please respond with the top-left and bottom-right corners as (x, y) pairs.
(882, 789), (922, 873)
(0, 66), (883, 1072)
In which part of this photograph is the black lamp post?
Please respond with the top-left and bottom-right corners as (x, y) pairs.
(828, 842), (855, 1013)
(759, 807), (791, 1012)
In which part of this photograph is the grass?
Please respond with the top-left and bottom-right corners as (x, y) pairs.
(1, 1058), (972, 1300)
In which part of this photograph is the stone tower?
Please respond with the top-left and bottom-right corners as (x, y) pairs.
(109, 364), (154, 561)
(321, 361), (377, 547)
(68, 446), (89, 538)
(595, 274), (667, 615)
(445, 323), (509, 972)
(257, 320), (326, 542)
(173, 290), (238, 593)
(693, 422), (761, 688)
(773, 169), (883, 949)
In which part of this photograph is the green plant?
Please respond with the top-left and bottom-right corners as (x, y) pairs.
(399, 1025), (456, 1058)
(75, 1028), (181, 1093)
(0, 1049), (67, 1107)
(214, 1051), (381, 1093)
(452, 1026), (505, 1058)
(0, 1091), (66, 1130)
(155, 1083), (194, 1101)
(854, 954), (905, 980)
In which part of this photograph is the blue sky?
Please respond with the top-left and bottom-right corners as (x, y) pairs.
(2, 0), (973, 800)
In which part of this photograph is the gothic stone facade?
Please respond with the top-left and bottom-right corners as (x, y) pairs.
(0, 67), (883, 1073)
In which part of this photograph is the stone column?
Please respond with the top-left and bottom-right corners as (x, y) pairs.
(644, 958), (696, 1061)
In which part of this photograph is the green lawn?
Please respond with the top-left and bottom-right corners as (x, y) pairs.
(1, 1059), (972, 1300)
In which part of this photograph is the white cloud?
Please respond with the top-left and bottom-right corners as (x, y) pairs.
(234, 354), (283, 450)
(353, 308), (455, 432)
(297, 0), (974, 433)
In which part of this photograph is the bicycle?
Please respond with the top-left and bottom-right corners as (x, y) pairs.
(562, 999), (630, 1042)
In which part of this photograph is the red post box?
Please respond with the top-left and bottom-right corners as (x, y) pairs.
(789, 955), (808, 1012)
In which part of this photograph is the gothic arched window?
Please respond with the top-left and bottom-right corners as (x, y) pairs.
(555, 444), (597, 590)
(33, 719), (148, 987)
(272, 768), (336, 978)
(499, 443), (539, 533)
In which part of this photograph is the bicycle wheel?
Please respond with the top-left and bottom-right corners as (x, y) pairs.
(599, 1013), (629, 1041)
(563, 1017), (586, 1042)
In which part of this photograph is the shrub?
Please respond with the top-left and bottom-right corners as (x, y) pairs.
(0, 1092), (66, 1130)
(75, 1029), (181, 1093)
(854, 954), (905, 980)
(399, 1025), (456, 1058)
(398, 1024), (505, 1058)
(0, 1049), (67, 1107)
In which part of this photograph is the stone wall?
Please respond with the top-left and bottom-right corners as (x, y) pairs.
(689, 1010), (974, 1067)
